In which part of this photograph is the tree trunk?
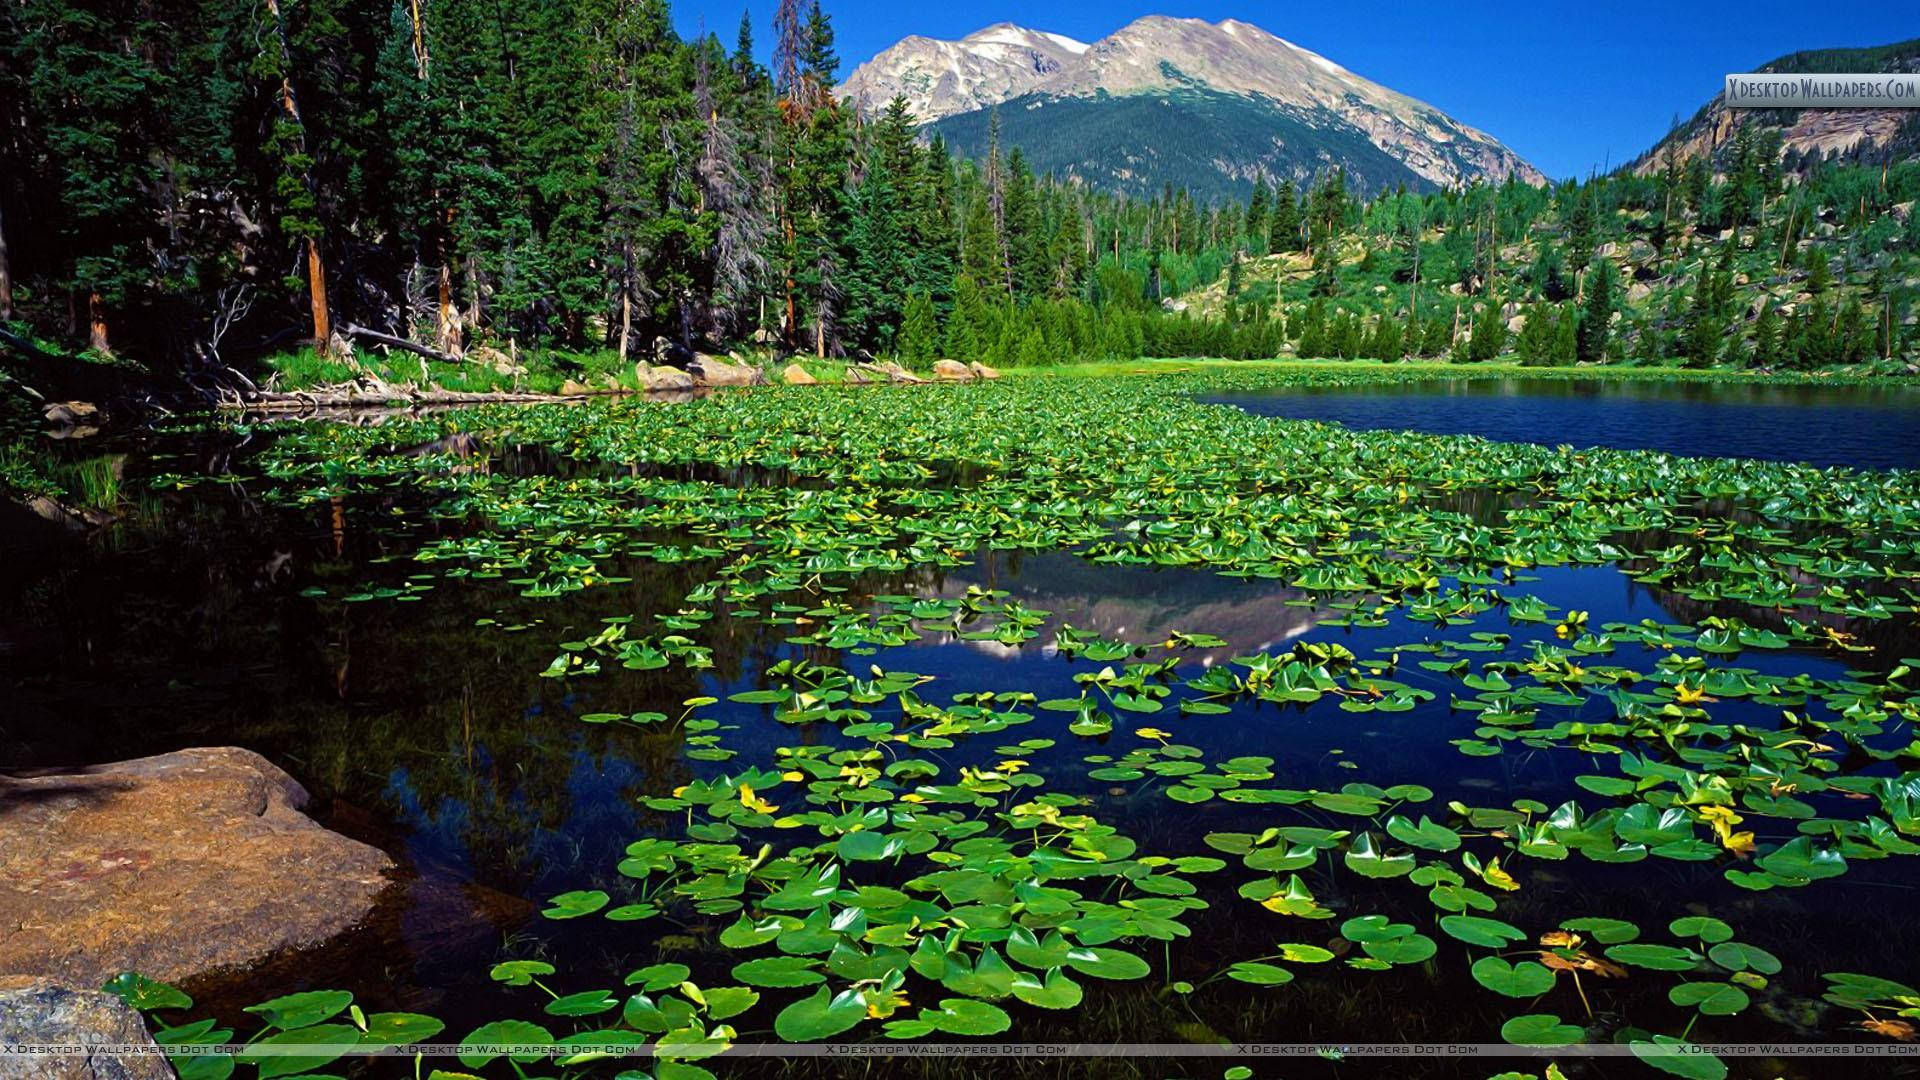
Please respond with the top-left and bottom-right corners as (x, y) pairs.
(0, 199), (12, 322)
(88, 292), (110, 354)
(437, 260), (460, 357)
(267, 0), (330, 357)
(306, 237), (330, 355)
(467, 258), (482, 332)
(618, 288), (632, 364)
(408, 0), (429, 78)
(1409, 236), (1420, 326)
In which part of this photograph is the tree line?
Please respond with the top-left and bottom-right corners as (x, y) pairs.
(0, 0), (1357, 378)
(2, 0), (1916, 383)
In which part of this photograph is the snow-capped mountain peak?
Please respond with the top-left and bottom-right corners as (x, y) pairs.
(837, 16), (1544, 193)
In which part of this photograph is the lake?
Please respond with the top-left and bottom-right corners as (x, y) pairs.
(8, 373), (1920, 1077)
(1212, 376), (1920, 469)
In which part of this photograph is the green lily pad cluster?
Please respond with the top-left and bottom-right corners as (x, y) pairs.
(118, 367), (1920, 1075)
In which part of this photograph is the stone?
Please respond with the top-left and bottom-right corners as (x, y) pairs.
(635, 363), (694, 392)
(844, 365), (871, 385)
(1596, 241), (1619, 259)
(688, 355), (763, 388)
(932, 359), (974, 381)
(0, 747), (393, 989)
(1505, 314), (1526, 334)
(558, 379), (592, 396)
(1625, 282), (1652, 303)
(968, 362), (1001, 380)
(780, 363), (817, 386)
(42, 402), (100, 427)
(0, 977), (172, 1080)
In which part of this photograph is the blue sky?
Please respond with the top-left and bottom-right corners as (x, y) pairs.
(673, 1), (1920, 181)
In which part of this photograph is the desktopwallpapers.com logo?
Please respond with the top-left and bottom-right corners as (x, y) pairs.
(1725, 73), (1920, 107)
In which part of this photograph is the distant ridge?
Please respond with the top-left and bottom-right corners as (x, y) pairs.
(1628, 38), (1920, 177)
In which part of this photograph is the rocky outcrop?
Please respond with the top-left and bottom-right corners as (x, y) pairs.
(634, 363), (695, 392)
(0, 748), (392, 989)
(968, 362), (1001, 380)
(688, 355), (764, 388)
(0, 977), (172, 1080)
(932, 359), (975, 381)
(781, 363), (818, 386)
(558, 379), (593, 396)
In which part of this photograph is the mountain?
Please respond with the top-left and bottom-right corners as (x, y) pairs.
(837, 16), (1543, 200)
(1629, 39), (1920, 177)
(837, 23), (1090, 122)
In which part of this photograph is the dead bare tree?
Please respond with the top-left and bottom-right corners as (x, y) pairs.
(695, 50), (767, 341)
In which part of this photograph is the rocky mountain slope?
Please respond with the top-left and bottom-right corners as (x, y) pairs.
(1629, 38), (1920, 176)
(837, 23), (1089, 122)
(839, 16), (1543, 199)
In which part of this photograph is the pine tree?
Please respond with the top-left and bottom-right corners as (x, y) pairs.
(1468, 307), (1507, 362)
(1245, 179), (1270, 252)
(1576, 259), (1613, 364)
(842, 148), (908, 351)
(1752, 303), (1780, 369)
(1269, 180), (1299, 254)
(898, 289), (938, 363)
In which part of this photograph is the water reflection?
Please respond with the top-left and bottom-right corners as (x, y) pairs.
(7, 445), (1920, 1057)
(1211, 377), (1920, 469)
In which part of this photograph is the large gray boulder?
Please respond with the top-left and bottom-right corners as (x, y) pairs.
(688, 355), (764, 388)
(634, 363), (695, 392)
(0, 748), (392, 989)
(0, 977), (173, 1080)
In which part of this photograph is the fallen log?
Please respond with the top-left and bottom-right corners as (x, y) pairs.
(341, 324), (456, 364)
(224, 387), (586, 412)
(855, 361), (926, 384)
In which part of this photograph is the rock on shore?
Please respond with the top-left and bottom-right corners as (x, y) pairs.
(0, 977), (172, 1080)
(0, 747), (392, 988)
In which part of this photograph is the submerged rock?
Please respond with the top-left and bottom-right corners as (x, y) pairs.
(932, 359), (974, 381)
(0, 977), (172, 1080)
(0, 747), (392, 989)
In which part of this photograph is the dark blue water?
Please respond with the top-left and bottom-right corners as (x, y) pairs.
(1213, 378), (1920, 469)
(13, 448), (1920, 1070)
